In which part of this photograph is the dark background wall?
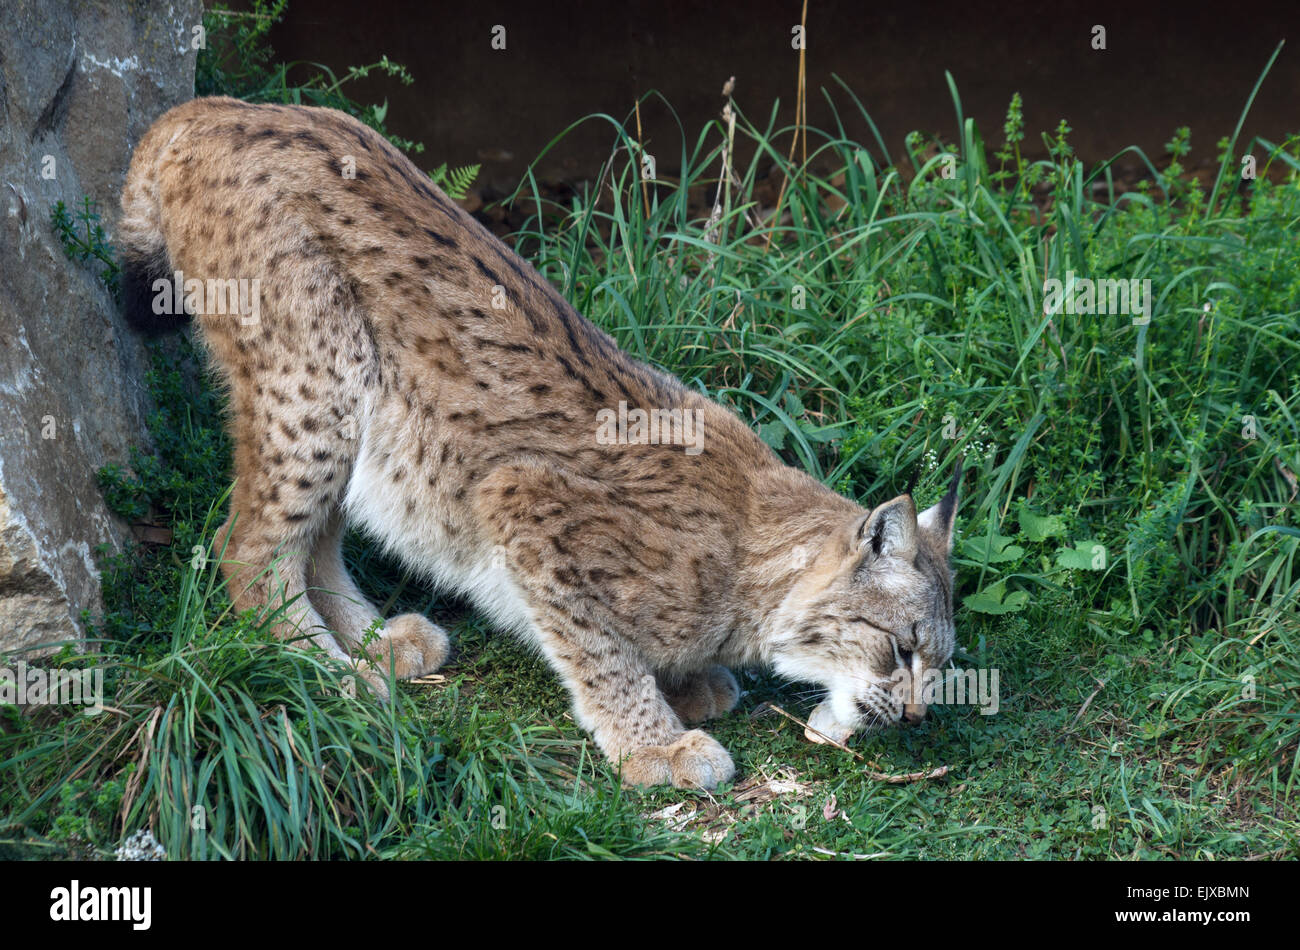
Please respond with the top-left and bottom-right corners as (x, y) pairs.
(255, 0), (1297, 189)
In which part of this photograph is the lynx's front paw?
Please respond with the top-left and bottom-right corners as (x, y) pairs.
(362, 613), (450, 681)
(619, 730), (736, 790)
(661, 666), (741, 723)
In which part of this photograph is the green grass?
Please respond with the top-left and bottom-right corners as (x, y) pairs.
(3, 41), (1299, 858)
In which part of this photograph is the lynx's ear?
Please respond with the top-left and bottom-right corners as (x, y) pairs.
(853, 494), (917, 561)
(917, 458), (963, 552)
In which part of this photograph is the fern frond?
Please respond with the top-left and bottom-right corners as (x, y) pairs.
(428, 162), (481, 200)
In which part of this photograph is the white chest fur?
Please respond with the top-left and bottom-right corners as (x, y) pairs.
(342, 423), (537, 640)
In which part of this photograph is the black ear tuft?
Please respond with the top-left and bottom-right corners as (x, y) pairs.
(904, 466), (921, 498)
(937, 455), (963, 524)
(917, 457), (963, 550)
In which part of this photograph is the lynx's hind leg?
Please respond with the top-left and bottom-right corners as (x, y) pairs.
(212, 488), (355, 677)
(214, 461), (403, 701)
(307, 509), (449, 679)
(199, 255), (397, 696)
(305, 510), (382, 642)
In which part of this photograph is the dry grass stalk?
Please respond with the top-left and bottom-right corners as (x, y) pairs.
(764, 0), (808, 251)
(767, 702), (863, 760)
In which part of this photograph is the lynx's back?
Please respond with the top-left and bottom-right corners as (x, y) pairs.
(122, 95), (785, 641)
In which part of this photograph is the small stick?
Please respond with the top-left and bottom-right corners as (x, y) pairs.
(768, 703), (863, 760)
(864, 765), (950, 784)
(1068, 678), (1106, 729)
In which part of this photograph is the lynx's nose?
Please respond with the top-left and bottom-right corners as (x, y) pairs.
(901, 703), (927, 725)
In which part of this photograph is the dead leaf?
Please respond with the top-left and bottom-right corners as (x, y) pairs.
(733, 766), (812, 804)
(643, 801), (697, 831)
(822, 793), (840, 821)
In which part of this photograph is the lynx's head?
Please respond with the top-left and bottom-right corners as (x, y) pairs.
(768, 463), (961, 742)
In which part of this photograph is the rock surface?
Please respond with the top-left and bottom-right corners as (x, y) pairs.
(0, 0), (203, 654)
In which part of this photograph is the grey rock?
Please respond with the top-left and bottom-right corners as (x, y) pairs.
(0, 0), (204, 653)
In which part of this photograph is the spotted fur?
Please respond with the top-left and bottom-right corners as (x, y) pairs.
(119, 97), (961, 789)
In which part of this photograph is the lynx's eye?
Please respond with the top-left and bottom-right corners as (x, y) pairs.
(894, 622), (918, 658)
(892, 636), (913, 667)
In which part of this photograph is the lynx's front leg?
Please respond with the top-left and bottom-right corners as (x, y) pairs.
(526, 599), (735, 789)
(477, 463), (735, 790)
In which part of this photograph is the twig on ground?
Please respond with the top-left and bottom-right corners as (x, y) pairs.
(864, 765), (950, 784)
(1068, 678), (1107, 729)
(767, 703), (863, 760)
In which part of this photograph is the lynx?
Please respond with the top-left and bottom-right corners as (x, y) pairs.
(118, 97), (961, 789)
